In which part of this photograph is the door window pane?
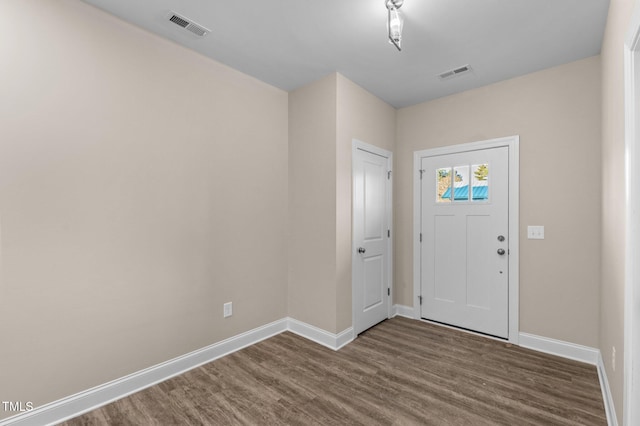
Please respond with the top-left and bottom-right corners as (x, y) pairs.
(472, 163), (489, 201)
(436, 168), (451, 203)
(453, 165), (470, 201)
(436, 163), (490, 203)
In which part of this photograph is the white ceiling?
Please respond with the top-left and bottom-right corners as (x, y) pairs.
(82, 0), (610, 108)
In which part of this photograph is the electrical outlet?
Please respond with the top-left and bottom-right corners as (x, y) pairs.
(612, 346), (616, 372)
(223, 302), (232, 318)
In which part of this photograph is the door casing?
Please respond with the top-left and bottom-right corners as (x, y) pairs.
(624, 6), (640, 425)
(352, 139), (393, 336)
(413, 136), (520, 344)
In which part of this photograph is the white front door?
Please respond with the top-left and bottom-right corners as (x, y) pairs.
(353, 141), (392, 336)
(420, 146), (509, 338)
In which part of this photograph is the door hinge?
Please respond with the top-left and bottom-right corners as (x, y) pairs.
(419, 233), (422, 242)
(387, 229), (391, 238)
(418, 295), (423, 305)
(419, 169), (425, 179)
(387, 170), (392, 180)
(387, 288), (390, 296)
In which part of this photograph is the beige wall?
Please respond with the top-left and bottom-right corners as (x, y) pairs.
(288, 74), (338, 333)
(396, 56), (602, 347)
(336, 74), (396, 331)
(600, 0), (637, 420)
(288, 73), (396, 333)
(0, 0), (288, 417)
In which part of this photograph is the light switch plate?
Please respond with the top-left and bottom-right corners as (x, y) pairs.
(527, 226), (545, 239)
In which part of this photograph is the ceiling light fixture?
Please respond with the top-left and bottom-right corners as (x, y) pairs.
(386, 0), (404, 51)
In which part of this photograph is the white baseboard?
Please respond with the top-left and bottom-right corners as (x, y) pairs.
(1, 320), (616, 426)
(0, 318), (289, 426)
(597, 352), (619, 426)
(287, 318), (353, 350)
(519, 332), (617, 426)
(0, 317), (354, 426)
(519, 332), (600, 365)
(393, 304), (415, 319)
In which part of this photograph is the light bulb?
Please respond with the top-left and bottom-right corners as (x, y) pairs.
(388, 7), (403, 48)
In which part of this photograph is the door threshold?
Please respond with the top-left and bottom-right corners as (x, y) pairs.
(419, 318), (510, 344)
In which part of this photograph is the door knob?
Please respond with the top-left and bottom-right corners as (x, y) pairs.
(358, 247), (366, 254)
(497, 248), (506, 255)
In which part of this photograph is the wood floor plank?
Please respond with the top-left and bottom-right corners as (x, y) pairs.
(60, 317), (606, 425)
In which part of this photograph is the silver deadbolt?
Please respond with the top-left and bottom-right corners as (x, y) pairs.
(497, 235), (505, 242)
(358, 247), (366, 254)
(497, 248), (506, 255)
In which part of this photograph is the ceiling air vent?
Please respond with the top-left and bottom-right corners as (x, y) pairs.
(438, 65), (472, 81)
(168, 12), (210, 37)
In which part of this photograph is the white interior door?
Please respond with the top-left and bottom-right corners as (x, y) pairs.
(353, 142), (392, 336)
(420, 146), (509, 338)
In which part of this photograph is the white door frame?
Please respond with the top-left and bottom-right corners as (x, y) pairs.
(413, 136), (520, 344)
(624, 5), (640, 425)
(352, 139), (393, 335)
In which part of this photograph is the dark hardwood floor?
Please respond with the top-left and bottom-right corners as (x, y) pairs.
(61, 317), (606, 425)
